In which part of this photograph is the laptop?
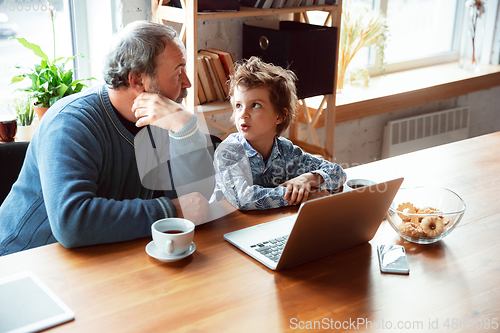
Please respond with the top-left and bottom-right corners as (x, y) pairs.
(224, 177), (404, 270)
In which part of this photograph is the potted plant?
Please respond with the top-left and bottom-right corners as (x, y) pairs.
(10, 38), (91, 119)
(9, 10), (93, 119)
(6, 93), (37, 142)
(337, 2), (388, 92)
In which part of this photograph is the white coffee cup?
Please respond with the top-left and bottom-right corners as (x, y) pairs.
(345, 178), (377, 191)
(151, 218), (195, 256)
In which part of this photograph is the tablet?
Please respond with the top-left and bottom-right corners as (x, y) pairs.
(0, 271), (75, 333)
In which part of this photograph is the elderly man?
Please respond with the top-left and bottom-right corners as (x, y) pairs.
(0, 21), (212, 255)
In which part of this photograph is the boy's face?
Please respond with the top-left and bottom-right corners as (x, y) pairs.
(233, 85), (283, 145)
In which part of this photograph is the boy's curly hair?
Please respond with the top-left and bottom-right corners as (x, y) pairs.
(229, 56), (298, 135)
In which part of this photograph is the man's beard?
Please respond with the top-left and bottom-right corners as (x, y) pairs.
(148, 76), (188, 104)
(176, 88), (188, 103)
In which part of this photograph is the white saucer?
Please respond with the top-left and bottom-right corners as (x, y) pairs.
(146, 241), (196, 262)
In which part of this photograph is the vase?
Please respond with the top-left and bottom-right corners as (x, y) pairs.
(337, 62), (348, 93)
(33, 105), (49, 120)
(459, 2), (486, 72)
(16, 123), (37, 142)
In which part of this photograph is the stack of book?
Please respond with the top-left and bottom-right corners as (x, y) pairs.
(167, 0), (240, 12)
(240, 0), (336, 9)
(197, 49), (235, 105)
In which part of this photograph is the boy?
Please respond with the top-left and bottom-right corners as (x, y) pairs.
(210, 57), (346, 210)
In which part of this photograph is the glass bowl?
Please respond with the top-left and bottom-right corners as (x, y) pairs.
(387, 187), (466, 244)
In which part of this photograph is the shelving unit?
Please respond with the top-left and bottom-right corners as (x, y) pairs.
(151, 0), (342, 160)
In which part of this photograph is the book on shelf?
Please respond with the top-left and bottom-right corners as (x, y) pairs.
(199, 50), (229, 98)
(197, 74), (207, 104)
(314, 0), (325, 5)
(258, 0), (274, 8)
(206, 48), (235, 79)
(239, 0), (259, 7)
(271, 0), (286, 8)
(325, 0), (338, 4)
(197, 55), (216, 103)
(170, 0), (240, 12)
(201, 54), (225, 101)
(284, 0), (299, 8)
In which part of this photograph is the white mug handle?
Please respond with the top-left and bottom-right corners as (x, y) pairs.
(166, 239), (174, 254)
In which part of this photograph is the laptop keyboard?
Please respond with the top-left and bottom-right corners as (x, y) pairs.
(250, 235), (289, 262)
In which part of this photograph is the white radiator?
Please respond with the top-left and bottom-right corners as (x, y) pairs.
(382, 106), (470, 158)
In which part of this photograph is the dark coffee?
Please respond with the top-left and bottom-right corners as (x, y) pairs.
(350, 184), (366, 189)
(163, 230), (184, 234)
(0, 119), (17, 142)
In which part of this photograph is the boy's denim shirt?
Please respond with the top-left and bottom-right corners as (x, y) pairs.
(210, 133), (346, 210)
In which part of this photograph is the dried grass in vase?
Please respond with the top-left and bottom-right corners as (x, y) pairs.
(338, 4), (388, 92)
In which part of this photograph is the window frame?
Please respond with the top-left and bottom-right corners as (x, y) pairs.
(68, 0), (115, 86)
(362, 0), (499, 76)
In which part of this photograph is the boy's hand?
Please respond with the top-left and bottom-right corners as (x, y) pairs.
(280, 173), (324, 205)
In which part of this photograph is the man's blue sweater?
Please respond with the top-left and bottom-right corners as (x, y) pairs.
(0, 85), (211, 255)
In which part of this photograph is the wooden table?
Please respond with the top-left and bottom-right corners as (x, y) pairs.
(1, 132), (500, 332)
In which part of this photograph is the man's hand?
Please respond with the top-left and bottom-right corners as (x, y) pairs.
(171, 192), (209, 225)
(132, 93), (192, 132)
(280, 173), (324, 205)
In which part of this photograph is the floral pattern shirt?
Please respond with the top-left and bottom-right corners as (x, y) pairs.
(209, 133), (346, 210)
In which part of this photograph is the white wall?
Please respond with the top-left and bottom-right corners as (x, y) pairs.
(331, 86), (500, 168)
(113, 0), (151, 31)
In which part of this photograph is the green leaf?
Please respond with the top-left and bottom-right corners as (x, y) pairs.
(49, 96), (60, 107)
(10, 75), (26, 84)
(64, 54), (81, 66)
(10, 37), (49, 62)
(55, 63), (65, 73)
(57, 83), (68, 97)
(53, 56), (67, 63)
(63, 72), (74, 85)
(70, 79), (86, 87)
(73, 83), (85, 93)
(27, 73), (39, 87)
(49, 64), (59, 75)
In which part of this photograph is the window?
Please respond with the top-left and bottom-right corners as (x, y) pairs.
(309, 0), (485, 75)
(0, 0), (73, 112)
(382, 0), (461, 72)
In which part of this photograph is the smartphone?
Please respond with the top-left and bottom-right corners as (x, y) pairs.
(377, 245), (410, 274)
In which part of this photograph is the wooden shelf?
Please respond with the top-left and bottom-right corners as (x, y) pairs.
(152, 0), (342, 160)
(194, 100), (232, 116)
(154, 4), (339, 22)
(196, 5), (340, 19)
(299, 62), (500, 127)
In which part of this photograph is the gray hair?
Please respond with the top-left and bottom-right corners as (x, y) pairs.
(103, 21), (179, 90)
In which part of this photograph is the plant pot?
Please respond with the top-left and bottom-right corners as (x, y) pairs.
(16, 123), (37, 142)
(33, 105), (49, 120)
(0, 115), (17, 143)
